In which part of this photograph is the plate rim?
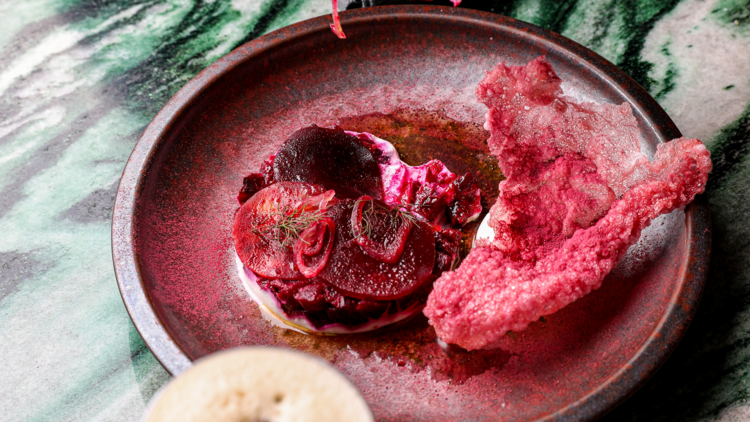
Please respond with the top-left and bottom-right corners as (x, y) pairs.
(111, 5), (711, 421)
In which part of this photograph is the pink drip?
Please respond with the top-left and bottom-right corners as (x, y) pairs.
(330, 0), (346, 39)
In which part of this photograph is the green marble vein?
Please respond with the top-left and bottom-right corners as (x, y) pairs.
(484, 0), (682, 93)
(604, 1), (750, 419)
(0, 0), (84, 53)
(706, 104), (750, 191)
(652, 41), (676, 101)
(0, 1), (332, 419)
(714, 0), (750, 30)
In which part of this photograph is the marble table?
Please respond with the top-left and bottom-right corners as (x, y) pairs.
(1, 0), (749, 420)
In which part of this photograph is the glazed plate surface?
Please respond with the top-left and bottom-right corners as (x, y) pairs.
(112, 6), (710, 421)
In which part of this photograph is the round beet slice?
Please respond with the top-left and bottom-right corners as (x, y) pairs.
(273, 126), (384, 200)
(233, 182), (327, 279)
(293, 217), (335, 278)
(318, 200), (436, 301)
(351, 196), (414, 264)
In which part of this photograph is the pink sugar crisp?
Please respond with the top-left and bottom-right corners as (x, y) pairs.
(423, 57), (712, 350)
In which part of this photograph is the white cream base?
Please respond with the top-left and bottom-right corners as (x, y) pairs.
(474, 213), (495, 246)
(235, 254), (423, 334)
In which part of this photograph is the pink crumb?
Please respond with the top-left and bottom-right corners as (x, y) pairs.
(423, 57), (712, 350)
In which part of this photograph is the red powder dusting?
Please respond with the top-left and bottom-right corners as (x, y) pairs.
(423, 57), (712, 350)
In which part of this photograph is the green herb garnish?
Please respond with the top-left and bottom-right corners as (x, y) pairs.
(353, 197), (422, 239)
(251, 205), (324, 247)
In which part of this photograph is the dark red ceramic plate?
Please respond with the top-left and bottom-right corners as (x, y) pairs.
(112, 6), (710, 421)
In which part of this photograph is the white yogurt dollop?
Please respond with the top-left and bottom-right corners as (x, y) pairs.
(474, 213), (495, 245)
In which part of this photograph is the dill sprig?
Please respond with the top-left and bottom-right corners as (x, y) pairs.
(353, 198), (422, 238)
(251, 205), (325, 247)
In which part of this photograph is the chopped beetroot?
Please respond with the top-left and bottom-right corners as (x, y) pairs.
(392, 280), (433, 315)
(293, 283), (328, 312)
(270, 278), (305, 311)
(448, 172), (481, 225)
(273, 126), (384, 200)
(411, 161), (457, 221)
(255, 275), (431, 330)
(323, 293), (372, 328)
(433, 252), (453, 274)
(238, 173), (266, 205)
(435, 227), (461, 255)
(328, 292), (355, 311)
(237, 156), (275, 205)
(318, 200), (436, 301)
(424, 57), (712, 350)
(356, 299), (390, 319)
(233, 182), (327, 279)
(433, 228), (460, 273)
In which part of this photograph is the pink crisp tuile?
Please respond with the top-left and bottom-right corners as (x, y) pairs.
(423, 57), (712, 350)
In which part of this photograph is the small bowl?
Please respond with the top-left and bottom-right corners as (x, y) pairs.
(113, 5), (710, 421)
(141, 347), (374, 422)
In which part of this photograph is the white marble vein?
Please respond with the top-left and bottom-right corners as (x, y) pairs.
(643, 0), (750, 145)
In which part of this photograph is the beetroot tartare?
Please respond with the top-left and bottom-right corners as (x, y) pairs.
(232, 126), (481, 333)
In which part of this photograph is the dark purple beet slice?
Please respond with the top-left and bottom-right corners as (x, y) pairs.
(351, 196), (413, 264)
(273, 126), (384, 200)
(233, 182), (326, 279)
(318, 200), (436, 301)
(293, 217), (335, 278)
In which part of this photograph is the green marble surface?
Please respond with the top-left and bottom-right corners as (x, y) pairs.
(2, 0), (750, 420)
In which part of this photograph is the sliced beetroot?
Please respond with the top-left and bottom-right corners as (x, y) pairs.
(257, 274), (434, 329)
(351, 196), (413, 264)
(297, 189), (336, 213)
(233, 182), (327, 279)
(273, 126), (384, 200)
(293, 217), (335, 278)
(318, 200), (436, 301)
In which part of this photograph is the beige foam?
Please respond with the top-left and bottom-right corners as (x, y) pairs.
(145, 347), (374, 422)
